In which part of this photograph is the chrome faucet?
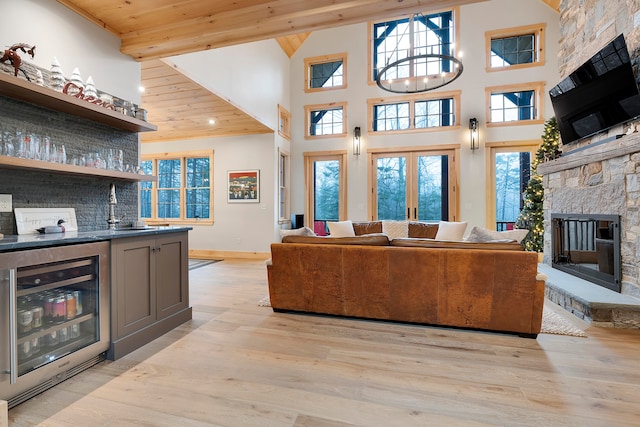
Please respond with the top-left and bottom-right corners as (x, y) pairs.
(107, 183), (119, 230)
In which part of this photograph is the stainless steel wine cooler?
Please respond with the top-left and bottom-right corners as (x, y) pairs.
(1, 241), (110, 408)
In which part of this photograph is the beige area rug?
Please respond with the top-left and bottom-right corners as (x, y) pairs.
(257, 296), (586, 337)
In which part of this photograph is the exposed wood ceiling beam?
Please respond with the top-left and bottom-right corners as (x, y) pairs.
(57, 0), (487, 61)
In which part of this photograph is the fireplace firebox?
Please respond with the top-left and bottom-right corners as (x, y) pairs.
(551, 214), (621, 292)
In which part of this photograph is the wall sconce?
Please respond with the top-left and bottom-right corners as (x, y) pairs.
(353, 126), (361, 156)
(469, 117), (479, 150)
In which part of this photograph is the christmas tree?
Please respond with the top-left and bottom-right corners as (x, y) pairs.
(50, 57), (65, 92)
(516, 117), (561, 252)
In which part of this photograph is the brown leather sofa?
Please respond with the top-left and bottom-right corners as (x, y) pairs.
(267, 231), (545, 337)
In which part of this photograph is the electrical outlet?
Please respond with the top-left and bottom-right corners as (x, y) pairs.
(0, 194), (12, 212)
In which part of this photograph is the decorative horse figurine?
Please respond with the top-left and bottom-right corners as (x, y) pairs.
(1, 43), (36, 81)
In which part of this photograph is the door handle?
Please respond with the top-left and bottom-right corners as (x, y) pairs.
(8, 268), (17, 384)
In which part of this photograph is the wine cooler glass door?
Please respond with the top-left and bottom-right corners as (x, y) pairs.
(14, 255), (102, 377)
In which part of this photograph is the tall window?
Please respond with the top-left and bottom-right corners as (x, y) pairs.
(305, 53), (347, 92)
(368, 91), (460, 133)
(486, 141), (539, 230)
(305, 102), (347, 138)
(304, 151), (347, 235)
(278, 149), (290, 223)
(371, 10), (457, 83)
(486, 82), (545, 126)
(486, 24), (546, 71)
(140, 150), (213, 224)
(370, 147), (458, 221)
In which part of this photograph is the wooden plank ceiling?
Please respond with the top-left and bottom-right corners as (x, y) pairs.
(56, 0), (558, 142)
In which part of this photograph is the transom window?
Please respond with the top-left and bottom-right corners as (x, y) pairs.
(371, 9), (457, 83)
(368, 91), (459, 133)
(486, 82), (545, 126)
(140, 150), (213, 224)
(305, 53), (347, 92)
(486, 24), (546, 71)
(305, 102), (347, 138)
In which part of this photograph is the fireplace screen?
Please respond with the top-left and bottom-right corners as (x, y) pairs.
(551, 214), (621, 292)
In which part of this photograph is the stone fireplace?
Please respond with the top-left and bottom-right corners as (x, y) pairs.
(538, 131), (640, 300)
(540, 0), (640, 307)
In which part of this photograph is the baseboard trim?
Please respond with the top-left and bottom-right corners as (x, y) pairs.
(189, 249), (270, 260)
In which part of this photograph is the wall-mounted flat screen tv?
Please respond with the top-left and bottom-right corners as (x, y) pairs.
(549, 34), (640, 145)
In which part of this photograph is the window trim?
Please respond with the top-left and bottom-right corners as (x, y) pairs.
(304, 52), (348, 93)
(485, 23), (546, 73)
(485, 140), (540, 230)
(485, 81), (546, 127)
(367, 90), (461, 134)
(368, 7), (460, 86)
(141, 149), (214, 225)
(304, 101), (348, 139)
(303, 150), (348, 228)
(278, 104), (291, 140)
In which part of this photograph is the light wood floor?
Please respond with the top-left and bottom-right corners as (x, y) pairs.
(8, 259), (640, 426)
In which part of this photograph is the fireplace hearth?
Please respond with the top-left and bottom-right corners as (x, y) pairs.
(551, 214), (621, 292)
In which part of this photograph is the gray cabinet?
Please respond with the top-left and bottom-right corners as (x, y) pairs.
(108, 231), (191, 360)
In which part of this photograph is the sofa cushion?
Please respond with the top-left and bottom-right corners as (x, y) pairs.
(434, 221), (468, 241)
(382, 220), (408, 239)
(390, 237), (524, 251)
(282, 233), (390, 246)
(466, 226), (529, 244)
(408, 221), (439, 238)
(352, 221), (383, 236)
(327, 220), (356, 237)
(278, 226), (315, 242)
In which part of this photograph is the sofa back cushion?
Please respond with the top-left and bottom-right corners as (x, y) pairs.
(282, 233), (390, 246)
(390, 237), (524, 251)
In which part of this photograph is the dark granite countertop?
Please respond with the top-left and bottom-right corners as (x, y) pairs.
(0, 226), (191, 252)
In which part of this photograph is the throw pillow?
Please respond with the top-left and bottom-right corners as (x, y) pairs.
(434, 221), (468, 241)
(352, 221), (383, 236)
(278, 226), (315, 242)
(327, 220), (356, 237)
(466, 226), (529, 244)
(382, 220), (409, 239)
(408, 221), (439, 238)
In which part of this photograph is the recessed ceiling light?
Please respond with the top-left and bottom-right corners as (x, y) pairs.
(208, 119), (216, 125)
(138, 86), (145, 92)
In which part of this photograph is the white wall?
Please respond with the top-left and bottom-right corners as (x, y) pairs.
(168, 39), (290, 130)
(143, 134), (277, 254)
(3, 0), (140, 103)
(289, 0), (561, 228)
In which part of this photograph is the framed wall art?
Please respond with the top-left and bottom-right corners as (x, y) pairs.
(228, 170), (260, 203)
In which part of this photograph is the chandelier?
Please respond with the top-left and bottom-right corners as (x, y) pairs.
(375, 13), (463, 94)
(376, 53), (463, 93)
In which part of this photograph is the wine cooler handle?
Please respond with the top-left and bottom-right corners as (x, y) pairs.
(8, 268), (17, 384)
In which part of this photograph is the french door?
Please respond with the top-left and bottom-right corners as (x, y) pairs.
(370, 148), (458, 221)
(304, 151), (347, 235)
(486, 141), (538, 230)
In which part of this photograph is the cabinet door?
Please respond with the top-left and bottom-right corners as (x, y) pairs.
(112, 237), (156, 339)
(155, 233), (189, 320)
